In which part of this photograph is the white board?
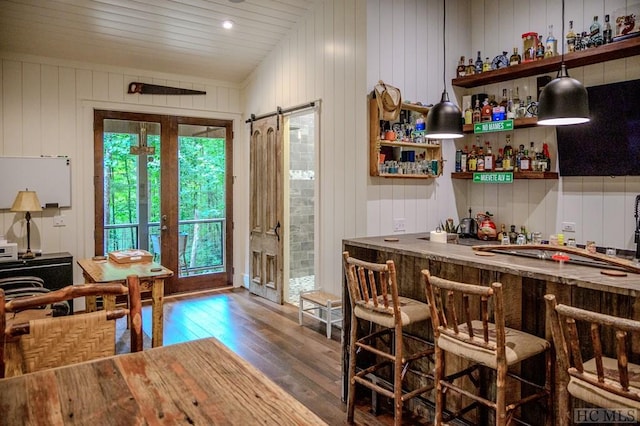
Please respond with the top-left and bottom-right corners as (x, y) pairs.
(0, 157), (72, 209)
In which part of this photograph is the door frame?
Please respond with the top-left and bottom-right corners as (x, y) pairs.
(93, 110), (234, 294)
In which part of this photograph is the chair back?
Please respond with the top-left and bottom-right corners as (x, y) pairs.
(423, 270), (505, 356)
(0, 276), (142, 378)
(342, 251), (400, 319)
(545, 294), (640, 403)
(0, 276), (45, 291)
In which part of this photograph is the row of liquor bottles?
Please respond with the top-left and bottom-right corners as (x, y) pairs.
(464, 88), (534, 124)
(454, 135), (551, 173)
(456, 15), (614, 78)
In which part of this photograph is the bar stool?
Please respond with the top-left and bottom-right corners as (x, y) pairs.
(422, 270), (551, 426)
(343, 251), (434, 425)
(545, 294), (640, 426)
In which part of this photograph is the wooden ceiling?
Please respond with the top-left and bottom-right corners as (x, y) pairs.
(0, 0), (318, 83)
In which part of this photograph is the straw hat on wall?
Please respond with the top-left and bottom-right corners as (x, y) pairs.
(374, 81), (402, 121)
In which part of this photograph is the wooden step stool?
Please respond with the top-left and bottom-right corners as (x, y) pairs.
(298, 290), (342, 339)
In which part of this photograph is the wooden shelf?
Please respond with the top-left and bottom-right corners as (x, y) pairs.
(378, 173), (437, 179)
(463, 117), (538, 134)
(378, 140), (441, 149)
(451, 171), (558, 179)
(452, 37), (640, 89)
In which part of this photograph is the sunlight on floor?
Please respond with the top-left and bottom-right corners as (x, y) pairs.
(287, 275), (315, 306)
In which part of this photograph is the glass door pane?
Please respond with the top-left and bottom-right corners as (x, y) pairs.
(177, 124), (227, 278)
(102, 119), (161, 254)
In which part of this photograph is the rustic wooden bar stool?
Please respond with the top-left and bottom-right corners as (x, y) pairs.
(545, 294), (640, 426)
(343, 251), (434, 425)
(0, 275), (142, 378)
(422, 270), (551, 426)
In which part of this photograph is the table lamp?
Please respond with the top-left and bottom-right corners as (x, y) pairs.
(11, 189), (42, 259)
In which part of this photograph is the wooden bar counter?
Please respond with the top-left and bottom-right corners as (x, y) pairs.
(342, 233), (640, 424)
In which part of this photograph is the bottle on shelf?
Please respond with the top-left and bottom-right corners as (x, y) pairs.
(475, 51), (484, 74)
(545, 25), (557, 57)
(483, 57), (491, 72)
(513, 87), (523, 118)
(603, 14), (613, 44)
(529, 141), (538, 171)
(503, 134), (513, 171)
(484, 141), (494, 171)
(461, 146), (468, 172)
(464, 101), (473, 125)
(566, 20), (577, 52)
(509, 225), (518, 244)
(509, 47), (521, 66)
(590, 16), (603, 47)
(472, 99), (482, 123)
(506, 89), (515, 120)
(495, 148), (504, 170)
(481, 98), (492, 122)
(468, 145), (477, 171)
(455, 148), (462, 172)
(476, 143), (485, 171)
(575, 32), (584, 51)
(542, 143), (551, 171)
(515, 144), (525, 171)
(536, 34), (546, 60)
(457, 56), (466, 78)
(466, 58), (476, 75)
(497, 224), (506, 242)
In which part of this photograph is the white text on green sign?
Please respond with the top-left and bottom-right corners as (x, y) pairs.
(474, 120), (514, 134)
(472, 172), (513, 183)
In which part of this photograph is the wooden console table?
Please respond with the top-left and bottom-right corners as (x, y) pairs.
(77, 258), (173, 347)
(0, 337), (327, 425)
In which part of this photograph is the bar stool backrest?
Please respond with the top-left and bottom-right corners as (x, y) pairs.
(342, 253), (400, 318)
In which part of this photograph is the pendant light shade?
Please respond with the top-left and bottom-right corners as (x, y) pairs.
(537, 64), (590, 125)
(425, 90), (463, 139)
(425, 0), (463, 140)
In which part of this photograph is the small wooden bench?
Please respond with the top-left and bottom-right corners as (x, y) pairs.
(298, 290), (342, 338)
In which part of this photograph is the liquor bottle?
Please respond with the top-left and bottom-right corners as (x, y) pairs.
(509, 47), (521, 66)
(455, 148), (462, 172)
(476, 144), (485, 171)
(464, 101), (473, 125)
(483, 57), (491, 72)
(472, 99), (482, 123)
(468, 145), (477, 171)
(481, 98), (492, 122)
(475, 51), (484, 74)
(542, 143), (551, 171)
(516, 144), (525, 171)
(456, 56), (466, 78)
(495, 148), (504, 170)
(566, 20), (577, 52)
(513, 87), (522, 118)
(603, 14), (613, 44)
(506, 89), (515, 119)
(499, 89), (508, 121)
(575, 32), (583, 51)
(536, 34), (545, 60)
(520, 147), (531, 171)
(465, 58), (476, 75)
(590, 16), (602, 47)
(461, 146), (468, 172)
(503, 134), (513, 171)
(509, 225), (518, 244)
(529, 141), (538, 171)
(545, 25), (557, 57)
(497, 224), (506, 242)
(484, 141), (494, 171)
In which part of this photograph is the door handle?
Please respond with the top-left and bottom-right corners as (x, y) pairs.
(274, 221), (281, 242)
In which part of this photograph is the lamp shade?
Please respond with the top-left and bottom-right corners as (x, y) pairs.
(11, 190), (43, 212)
(425, 90), (464, 139)
(537, 64), (590, 126)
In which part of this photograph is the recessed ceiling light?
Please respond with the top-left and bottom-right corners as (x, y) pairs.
(222, 20), (234, 29)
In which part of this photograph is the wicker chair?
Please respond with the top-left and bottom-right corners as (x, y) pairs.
(545, 294), (640, 425)
(423, 270), (551, 426)
(343, 251), (434, 425)
(0, 275), (142, 378)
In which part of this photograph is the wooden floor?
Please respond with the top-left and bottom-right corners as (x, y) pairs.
(135, 287), (404, 425)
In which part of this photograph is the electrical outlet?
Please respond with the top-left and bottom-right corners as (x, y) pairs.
(561, 221), (576, 232)
(393, 218), (406, 232)
(53, 215), (66, 227)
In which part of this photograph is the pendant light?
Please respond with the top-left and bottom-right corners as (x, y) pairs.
(425, 0), (463, 139)
(537, 0), (590, 125)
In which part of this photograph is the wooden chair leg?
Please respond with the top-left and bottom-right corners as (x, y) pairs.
(496, 363), (507, 426)
(394, 324), (403, 426)
(434, 346), (444, 425)
(347, 312), (358, 424)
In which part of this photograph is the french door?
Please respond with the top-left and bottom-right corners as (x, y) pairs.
(93, 110), (233, 294)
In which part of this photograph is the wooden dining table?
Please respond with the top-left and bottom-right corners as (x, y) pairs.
(0, 337), (327, 425)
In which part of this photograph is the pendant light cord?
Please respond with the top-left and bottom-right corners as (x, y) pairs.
(561, 0), (565, 61)
(442, 0), (446, 89)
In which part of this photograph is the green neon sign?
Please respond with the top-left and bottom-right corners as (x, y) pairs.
(472, 172), (513, 183)
(474, 120), (514, 134)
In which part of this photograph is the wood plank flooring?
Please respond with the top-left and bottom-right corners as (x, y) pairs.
(134, 287), (403, 425)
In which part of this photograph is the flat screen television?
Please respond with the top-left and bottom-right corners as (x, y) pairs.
(556, 78), (640, 176)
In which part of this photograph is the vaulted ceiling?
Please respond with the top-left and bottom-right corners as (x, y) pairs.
(0, 0), (318, 83)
